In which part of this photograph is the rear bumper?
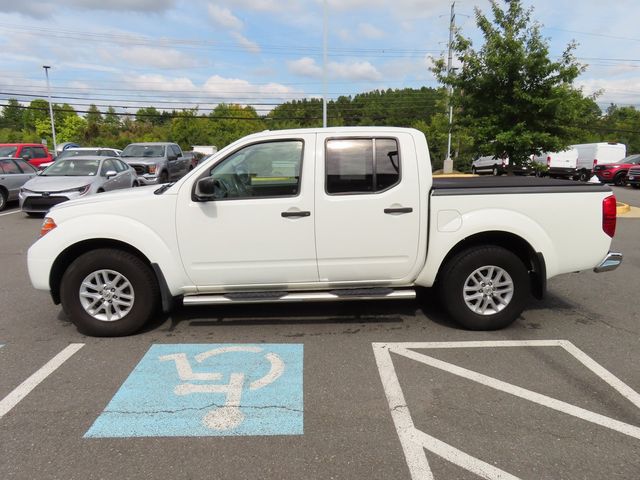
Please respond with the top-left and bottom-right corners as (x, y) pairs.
(593, 252), (623, 273)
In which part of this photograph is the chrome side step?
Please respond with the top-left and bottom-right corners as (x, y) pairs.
(182, 288), (416, 306)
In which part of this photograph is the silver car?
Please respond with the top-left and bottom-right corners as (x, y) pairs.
(0, 157), (38, 211)
(19, 156), (137, 215)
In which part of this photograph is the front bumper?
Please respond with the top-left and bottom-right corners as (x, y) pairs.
(19, 191), (76, 213)
(593, 252), (623, 273)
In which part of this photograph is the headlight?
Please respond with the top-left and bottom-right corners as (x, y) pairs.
(59, 185), (91, 195)
(148, 165), (157, 174)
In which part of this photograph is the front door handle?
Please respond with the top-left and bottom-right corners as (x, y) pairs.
(281, 211), (311, 218)
(384, 207), (413, 214)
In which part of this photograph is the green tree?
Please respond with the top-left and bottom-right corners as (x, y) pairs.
(433, 0), (587, 171)
(136, 106), (165, 126)
(86, 104), (103, 142)
(1, 98), (24, 130)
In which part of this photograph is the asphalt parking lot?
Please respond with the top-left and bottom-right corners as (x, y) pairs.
(1, 186), (639, 480)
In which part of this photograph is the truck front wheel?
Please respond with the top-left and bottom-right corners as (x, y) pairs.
(438, 246), (529, 330)
(60, 248), (159, 336)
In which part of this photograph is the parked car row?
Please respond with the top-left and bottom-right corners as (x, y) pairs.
(0, 141), (195, 213)
(472, 142), (637, 185)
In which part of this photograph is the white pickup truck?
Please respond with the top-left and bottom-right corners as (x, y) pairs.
(27, 127), (622, 336)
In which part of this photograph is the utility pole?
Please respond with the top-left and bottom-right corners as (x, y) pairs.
(42, 65), (57, 153)
(322, 0), (328, 128)
(443, 1), (455, 174)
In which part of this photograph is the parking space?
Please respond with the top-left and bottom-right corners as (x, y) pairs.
(1, 190), (639, 479)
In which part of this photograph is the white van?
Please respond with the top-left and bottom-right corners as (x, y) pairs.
(532, 149), (578, 178)
(571, 143), (626, 181)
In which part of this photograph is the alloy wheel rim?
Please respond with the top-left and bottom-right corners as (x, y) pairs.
(79, 269), (135, 322)
(463, 265), (514, 315)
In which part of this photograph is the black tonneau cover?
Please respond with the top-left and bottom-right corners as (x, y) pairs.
(432, 176), (611, 196)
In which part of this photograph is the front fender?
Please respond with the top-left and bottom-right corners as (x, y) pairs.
(28, 214), (191, 295)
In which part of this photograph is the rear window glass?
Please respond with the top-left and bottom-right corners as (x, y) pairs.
(326, 138), (400, 194)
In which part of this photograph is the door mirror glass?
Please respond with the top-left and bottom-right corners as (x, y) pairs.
(195, 176), (218, 201)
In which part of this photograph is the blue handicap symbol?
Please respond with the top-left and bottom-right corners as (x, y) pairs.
(85, 344), (303, 437)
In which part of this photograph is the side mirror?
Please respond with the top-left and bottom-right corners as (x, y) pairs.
(22, 155), (30, 161)
(105, 170), (117, 179)
(195, 176), (225, 201)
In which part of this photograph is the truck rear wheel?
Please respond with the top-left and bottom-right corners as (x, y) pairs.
(438, 246), (529, 330)
(60, 248), (159, 336)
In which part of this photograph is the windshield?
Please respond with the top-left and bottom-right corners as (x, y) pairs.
(0, 146), (18, 156)
(121, 145), (165, 158)
(57, 149), (100, 160)
(617, 154), (640, 164)
(42, 159), (100, 176)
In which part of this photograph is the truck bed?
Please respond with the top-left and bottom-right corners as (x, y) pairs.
(432, 176), (611, 195)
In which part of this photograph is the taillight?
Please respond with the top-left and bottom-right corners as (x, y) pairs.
(593, 159), (598, 168)
(546, 156), (551, 167)
(602, 195), (616, 238)
(40, 217), (57, 237)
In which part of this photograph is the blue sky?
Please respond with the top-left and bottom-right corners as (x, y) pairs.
(0, 0), (639, 115)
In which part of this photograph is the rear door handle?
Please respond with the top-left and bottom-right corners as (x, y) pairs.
(281, 211), (311, 218)
(384, 207), (413, 214)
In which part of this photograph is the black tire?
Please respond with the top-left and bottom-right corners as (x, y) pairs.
(613, 173), (627, 187)
(159, 171), (169, 183)
(0, 189), (7, 211)
(471, 166), (477, 175)
(60, 248), (159, 336)
(492, 166), (499, 176)
(578, 170), (589, 182)
(632, 184), (640, 189)
(438, 246), (530, 330)
(96, 188), (104, 193)
(26, 212), (44, 218)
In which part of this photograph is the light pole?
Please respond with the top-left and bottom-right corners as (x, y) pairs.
(42, 65), (57, 153)
(322, 0), (328, 128)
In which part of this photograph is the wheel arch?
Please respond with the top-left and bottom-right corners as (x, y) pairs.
(49, 239), (174, 309)
(430, 231), (547, 300)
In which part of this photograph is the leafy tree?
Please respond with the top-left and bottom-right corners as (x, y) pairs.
(86, 104), (103, 142)
(136, 106), (165, 126)
(1, 99), (24, 130)
(209, 104), (265, 148)
(433, 0), (587, 171)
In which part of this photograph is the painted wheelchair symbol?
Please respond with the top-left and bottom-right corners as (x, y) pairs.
(159, 346), (285, 430)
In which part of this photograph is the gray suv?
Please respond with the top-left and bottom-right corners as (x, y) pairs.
(120, 142), (190, 185)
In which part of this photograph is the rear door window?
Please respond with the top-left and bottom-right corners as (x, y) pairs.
(325, 138), (400, 194)
(0, 159), (21, 174)
(14, 159), (37, 173)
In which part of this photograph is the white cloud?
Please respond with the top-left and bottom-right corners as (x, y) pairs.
(119, 46), (198, 69)
(358, 23), (385, 39)
(577, 78), (640, 107)
(288, 57), (323, 77)
(231, 32), (260, 54)
(217, 0), (301, 13)
(330, 60), (382, 81)
(207, 4), (243, 30)
(288, 57), (382, 81)
(0, 0), (175, 17)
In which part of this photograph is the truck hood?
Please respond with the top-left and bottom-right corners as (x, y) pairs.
(24, 175), (97, 192)
(50, 184), (160, 211)
(120, 156), (162, 165)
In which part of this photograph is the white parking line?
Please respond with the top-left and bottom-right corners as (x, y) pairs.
(0, 209), (20, 217)
(373, 340), (640, 480)
(0, 344), (84, 419)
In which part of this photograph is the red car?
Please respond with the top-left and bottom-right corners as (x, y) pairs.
(593, 153), (640, 186)
(0, 143), (53, 169)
